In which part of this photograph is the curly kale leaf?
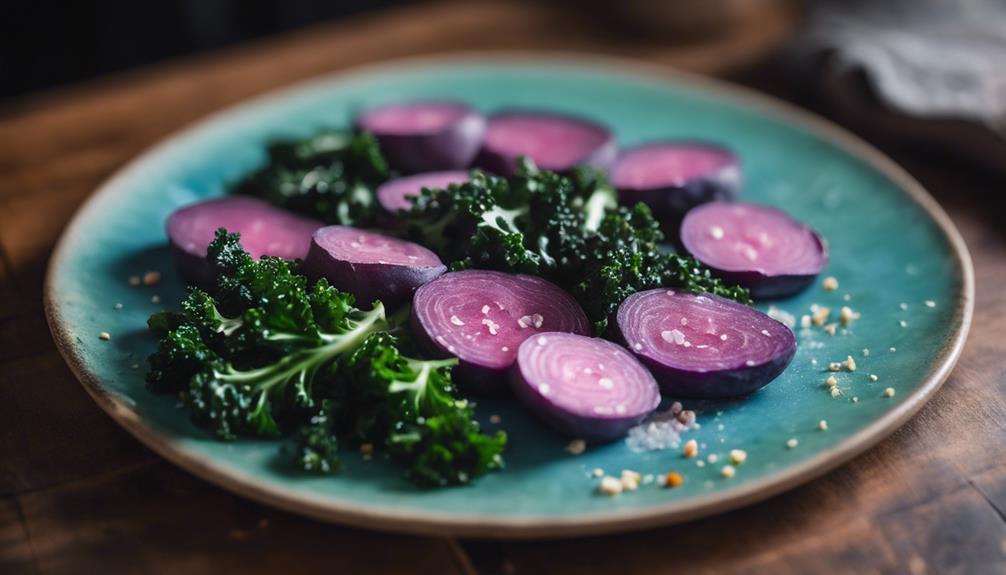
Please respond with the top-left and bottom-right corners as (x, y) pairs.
(315, 333), (506, 487)
(148, 229), (506, 486)
(234, 130), (389, 225)
(401, 159), (749, 331)
(147, 229), (387, 439)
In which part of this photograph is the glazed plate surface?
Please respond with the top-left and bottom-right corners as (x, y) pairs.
(45, 55), (973, 538)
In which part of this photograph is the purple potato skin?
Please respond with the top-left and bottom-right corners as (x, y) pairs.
(356, 108), (486, 174)
(616, 142), (741, 232)
(475, 110), (618, 177)
(632, 346), (795, 399)
(679, 209), (829, 300)
(508, 364), (654, 443)
(303, 241), (446, 310)
(407, 309), (511, 395)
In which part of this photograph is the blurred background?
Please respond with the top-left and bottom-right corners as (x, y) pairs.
(1, 0), (1002, 176)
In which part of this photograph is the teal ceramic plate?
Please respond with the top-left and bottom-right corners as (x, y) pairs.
(45, 55), (973, 538)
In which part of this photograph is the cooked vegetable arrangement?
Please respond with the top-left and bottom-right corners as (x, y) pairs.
(147, 230), (504, 486)
(477, 110), (617, 176)
(150, 100), (826, 488)
(166, 196), (321, 287)
(616, 289), (796, 398)
(411, 270), (590, 392)
(679, 202), (827, 299)
(305, 226), (446, 308)
(612, 141), (741, 230)
(357, 101), (486, 174)
(511, 332), (660, 442)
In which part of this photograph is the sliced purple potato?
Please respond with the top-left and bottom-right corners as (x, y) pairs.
(355, 101), (486, 173)
(376, 170), (470, 214)
(510, 332), (660, 442)
(617, 289), (796, 398)
(411, 270), (591, 393)
(611, 141), (741, 228)
(680, 202), (828, 299)
(166, 196), (322, 287)
(304, 226), (446, 308)
(476, 110), (617, 176)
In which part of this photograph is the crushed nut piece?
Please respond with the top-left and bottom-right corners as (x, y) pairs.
(99, 331), (111, 341)
(729, 449), (748, 465)
(620, 469), (641, 491)
(812, 307), (831, 326)
(822, 277), (839, 291)
(786, 438), (799, 449)
(839, 306), (859, 325)
(823, 323), (838, 336)
(599, 476), (623, 496)
(664, 471), (684, 488)
(682, 439), (698, 458)
(843, 355), (857, 371)
(884, 387), (896, 398)
(592, 468), (604, 478)
(830, 387), (842, 398)
(829, 362), (842, 372)
(818, 420), (828, 431)
(826, 375), (838, 387)
(721, 465), (736, 478)
(869, 374), (879, 382)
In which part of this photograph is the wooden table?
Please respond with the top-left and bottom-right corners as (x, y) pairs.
(3, 2), (1004, 573)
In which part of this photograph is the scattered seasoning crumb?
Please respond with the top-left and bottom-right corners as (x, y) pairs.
(811, 358), (818, 366)
(142, 271), (161, 286)
(592, 468), (604, 478)
(843, 355), (857, 371)
(786, 438), (799, 449)
(642, 474), (655, 485)
(696, 460), (706, 467)
(128, 275), (141, 286)
(843, 294), (851, 301)
(925, 300), (936, 308)
(620, 469), (641, 491)
(826, 375), (838, 387)
(599, 476), (623, 496)
(707, 453), (719, 464)
(823, 323), (838, 336)
(729, 449), (747, 465)
(839, 306), (859, 325)
(884, 387), (896, 398)
(899, 320), (908, 328)
(682, 439), (698, 458)
(830, 387), (842, 398)
(822, 277), (839, 291)
(852, 396), (859, 403)
(818, 420), (829, 431)
(869, 374), (879, 382)
(151, 295), (161, 304)
(862, 348), (870, 357)
(664, 471), (684, 488)
(800, 315), (812, 329)
(99, 331), (111, 341)
(489, 414), (502, 424)
(829, 362), (842, 372)
(899, 302), (909, 311)
(720, 465), (736, 478)
(113, 303), (123, 310)
(812, 306), (831, 326)
(565, 439), (587, 455)
(889, 347), (897, 353)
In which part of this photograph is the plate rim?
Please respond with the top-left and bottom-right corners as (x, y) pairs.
(43, 52), (975, 539)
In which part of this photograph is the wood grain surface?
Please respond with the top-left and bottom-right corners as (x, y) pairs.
(2, 1), (1004, 573)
